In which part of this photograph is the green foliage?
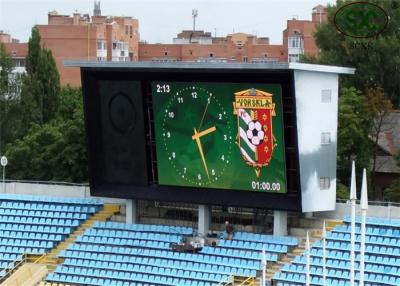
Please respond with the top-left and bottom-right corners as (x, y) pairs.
(337, 182), (349, 200)
(5, 86), (87, 182)
(337, 87), (371, 183)
(302, 0), (400, 106)
(20, 27), (60, 132)
(384, 180), (400, 202)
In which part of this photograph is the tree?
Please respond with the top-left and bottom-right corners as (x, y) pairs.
(302, 0), (400, 106)
(5, 87), (88, 182)
(19, 27), (60, 134)
(337, 87), (371, 186)
(365, 86), (393, 200)
(0, 42), (14, 153)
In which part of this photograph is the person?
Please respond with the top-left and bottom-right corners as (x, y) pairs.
(225, 221), (235, 240)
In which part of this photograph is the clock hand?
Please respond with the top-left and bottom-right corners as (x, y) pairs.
(198, 94), (213, 131)
(194, 126), (216, 139)
(192, 128), (210, 179)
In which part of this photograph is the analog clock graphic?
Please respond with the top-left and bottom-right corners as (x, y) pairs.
(155, 84), (234, 187)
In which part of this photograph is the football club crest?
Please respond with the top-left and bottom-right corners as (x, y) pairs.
(233, 88), (276, 178)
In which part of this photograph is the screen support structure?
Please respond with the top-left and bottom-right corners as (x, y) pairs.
(273, 210), (288, 236)
(126, 199), (138, 224)
(198, 205), (211, 235)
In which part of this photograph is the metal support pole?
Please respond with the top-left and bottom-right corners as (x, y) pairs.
(359, 168), (368, 286)
(306, 231), (310, 286)
(350, 161), (357, 286)
(322, 220), (326, 286)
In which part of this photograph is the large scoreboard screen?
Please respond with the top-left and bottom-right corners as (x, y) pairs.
(80, 63), (302, 211)
(152, 82), (286, 193)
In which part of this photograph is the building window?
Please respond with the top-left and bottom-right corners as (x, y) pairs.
(321, 89), (332, 103)
(320, 177), (330, 190)
(209, 53), (213, 57)
(243, 56), (248, 62)
(288, 54), (299, 63)
(125, 25), (128, 35)
(321, 132), (331, 145)
(164, 51), (168, 56)
(288, 35), (304, 49)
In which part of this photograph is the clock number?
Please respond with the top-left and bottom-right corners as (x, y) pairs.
(211, 169), (215, 176)
(172, 152), (176, 159)
(197, 174), (201, 180)
(177, 97), (184, 103)
(207, 97), (211, 104)
(218, 113), (222, 120)
(183, 168), (186, 174)
(168, 111), (175, 118)
(223, 134), (227, 141)
(192, 92), (197, 99)
(156, 84), (170, 93)
(166, 131), (171, 138)
(221, 155), (225, 161)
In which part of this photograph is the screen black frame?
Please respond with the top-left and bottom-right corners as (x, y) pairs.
(81, 65), (302, 211)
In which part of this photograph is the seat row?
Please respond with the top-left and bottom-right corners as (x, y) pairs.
(200, 246), (278, 262)
(62, 257), (256, 277)
(218, 239), (288, 253)
(233, 231), (298, 246)
(0, 238), (54, 249)
(343, 216), (400, 228)
(0, 245), (46, 255)
(0, 223), (72, 235)
(76, 236), (171, 250)
(0, 216), (80, 227)
(84, 229), (182, 243)
(312, 240), (400, 256)
(54, 264), (229, 283)
(283, 262), (399, 279)
(334, 225), (400, 238)
(292, 255), (400, 275)
(328, 231), (399, 246)
(0, 209), (88, 220)
(92, 221), (193, 236)
(274, 270), (400, 286)
(60, 245), (260, 270)
(47, 271), (216, 286)
(0, 230), (63, 241)
(309, 248), (400, 266)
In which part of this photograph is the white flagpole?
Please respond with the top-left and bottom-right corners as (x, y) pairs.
(322, 220), (327, 286)
(359, 168), (368, 286)
(306, 231), (310, 286)
(261, 245), (266, 286)
(350, 161), (357, 286)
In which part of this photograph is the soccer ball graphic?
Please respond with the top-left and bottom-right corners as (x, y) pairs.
(246, 120), (264, 146)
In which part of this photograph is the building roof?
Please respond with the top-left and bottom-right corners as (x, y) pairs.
(374, 111), (400, 174)
(64, 61), (355, 74)
(377, 111), (400, 156)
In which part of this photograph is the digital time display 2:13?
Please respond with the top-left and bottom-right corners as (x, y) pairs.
(152, 82), (287, 193)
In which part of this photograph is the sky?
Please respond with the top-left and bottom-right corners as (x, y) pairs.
(0, 0), (334, 45)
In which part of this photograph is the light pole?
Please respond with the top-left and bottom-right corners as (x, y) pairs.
(350, 161), (357, 286)
(1, 156), (7, 193)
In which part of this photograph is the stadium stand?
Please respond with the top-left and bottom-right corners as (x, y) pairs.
(44, 221), (299, 286)
(272, 216), (400, 286)
(0, 194), (103, 281)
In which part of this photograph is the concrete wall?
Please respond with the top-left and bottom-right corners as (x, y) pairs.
(3, 182), (399, 220)
(314, 201), (400, 220)
(1, 182), (125, 204)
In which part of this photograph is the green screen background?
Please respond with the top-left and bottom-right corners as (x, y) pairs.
(152, 82), (287, 193)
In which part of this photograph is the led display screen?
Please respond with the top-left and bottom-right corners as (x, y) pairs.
(152, 82), (287, 193)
